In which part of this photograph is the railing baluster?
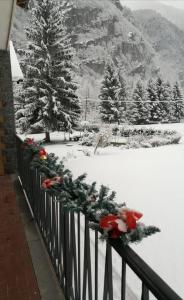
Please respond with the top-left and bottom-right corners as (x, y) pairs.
(103, 242), (113, 300)
(59, 203), (65, 289)
(95, 230), (98, 300)
(63, 211), (70, 298)
(141, 283), (149, 300)
(121, 258), (126, 300)
(70, 212), (78, 299)
(82, 217), (93, 300)
(78, 212), (81, 300)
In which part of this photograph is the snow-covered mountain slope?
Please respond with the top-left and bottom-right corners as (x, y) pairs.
(121, 0), (184, 32)
(11, 0), (184, 99)
(66, 0), (159, 97)
(134, 9), (184, 88)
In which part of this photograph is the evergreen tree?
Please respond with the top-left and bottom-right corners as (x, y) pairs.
(172, 82), (184, 122)
(155, 77), (169, 123)
(147, 79), (162, 123)
(117, 73), (128, 122)
(99, 64), (127, 124)
(162, 82), (173, 123)
(128, 81), (149, 125)
(16, 0), (81, 141)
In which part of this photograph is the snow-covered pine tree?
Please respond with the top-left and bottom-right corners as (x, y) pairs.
(155, 77), (171, 123)
(172, 82), (184, 122)
(16, 0), (81, 142)
(117, 73), (128, 122)
(99, 63), (126, 124)
(162, 81), (173, 123)
(146, 79), (162, 123)
(128, 80), (149, 125)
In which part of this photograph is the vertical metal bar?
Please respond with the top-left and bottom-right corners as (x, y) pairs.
(70, 212), (78, 299)
(95, 230), (98, 300)
(63, 210), (70, 298)
(121, 258), (126, 300)
(60, 204), (65, 288)
(82, 217), (93, 300)
(78, 212), (81, 300)
(141, 283), (149, 300)
(103, 242), (113, 300)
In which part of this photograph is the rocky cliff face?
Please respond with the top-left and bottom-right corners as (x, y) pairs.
(12, 0), (179, 99)
(134, 9), (184, 88)
(65, 0), (159, 97)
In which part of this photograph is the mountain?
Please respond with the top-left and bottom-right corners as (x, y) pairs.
(60, 0), (160, 97)
(121, 1), (184, 32)
(134, 9), (184, 87)
(12, 1), (161, 98)
(11, 0), (184, 99)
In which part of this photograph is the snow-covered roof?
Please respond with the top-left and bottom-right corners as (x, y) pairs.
(10, 40), (24, 82)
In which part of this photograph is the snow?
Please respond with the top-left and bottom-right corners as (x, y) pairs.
(20, 123), (184, 299)
(9, 41), (23, 82)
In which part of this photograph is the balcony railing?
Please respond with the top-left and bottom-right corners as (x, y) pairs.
(16, 136), (182, 300)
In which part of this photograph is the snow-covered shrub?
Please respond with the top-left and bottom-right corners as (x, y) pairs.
(82, 149), (91, 156)
(120, 127), (177, 137)
(79, 121), (90, 131)
(77, 122), (100, 133)
(95, 126), (112, 147)
(80, 131), (96, 146)
(122, 132), (181, 149)
(125, 139), (141, 149)
(169, 134), (181, 144)
(149, 136), (169, 147)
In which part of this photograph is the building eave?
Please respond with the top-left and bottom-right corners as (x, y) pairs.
(17, 0), (29, 9)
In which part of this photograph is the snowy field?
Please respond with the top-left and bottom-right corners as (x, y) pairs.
(20, 123), (184, 299)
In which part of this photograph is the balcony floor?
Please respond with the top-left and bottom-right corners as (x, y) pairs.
(0, 175), (40, 300)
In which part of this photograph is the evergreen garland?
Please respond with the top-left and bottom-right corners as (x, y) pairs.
(22, 138), (160, 246)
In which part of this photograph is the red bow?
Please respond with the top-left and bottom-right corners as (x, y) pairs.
(99, 214), (127, 239)
(42, 179), (52, 188)
(26, 138), (34, 145)
(99, 208), (143, 239)
(42, 176), (63, 189)
(119, 208), (143, 229)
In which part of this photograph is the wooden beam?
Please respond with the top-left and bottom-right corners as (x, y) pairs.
(17, 0), (29, 8)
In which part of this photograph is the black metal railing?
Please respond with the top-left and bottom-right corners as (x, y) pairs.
(16, 136), (182, 300)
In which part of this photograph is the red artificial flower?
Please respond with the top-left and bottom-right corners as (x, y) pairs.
(99, 214), (127, 239)
(42, 179), (52, 189)
(39, 148), (47, 156)
(119, 208), (143, 230)
(99, 214), (117, 229)
(26, 138), (34, 145)
(39, 148), (47, 160)
(42, 176), (63, 189)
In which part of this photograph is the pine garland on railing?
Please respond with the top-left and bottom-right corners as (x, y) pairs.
(22, 137), (160, 245)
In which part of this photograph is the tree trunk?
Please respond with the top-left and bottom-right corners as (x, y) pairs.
(45, 132), (51, 142)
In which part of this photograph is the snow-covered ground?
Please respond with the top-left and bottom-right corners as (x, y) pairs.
(20, 123), (184, 299)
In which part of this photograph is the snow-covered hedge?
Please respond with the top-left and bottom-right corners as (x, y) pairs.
(123, 133), (181, 149)
(79, 128), (181, 149)
(117, 127), (177, 137)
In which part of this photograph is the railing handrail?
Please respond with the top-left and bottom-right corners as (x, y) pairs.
(16, 135), (183, 300)
(111, 239), (182, 300)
